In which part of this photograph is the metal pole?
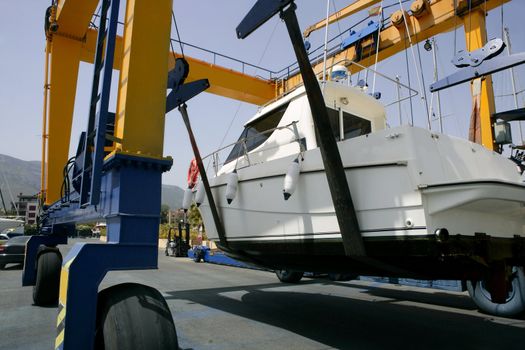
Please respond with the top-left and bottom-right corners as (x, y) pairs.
(0, 187), (7, 214)
(321, 0), (330, 83)
(504, 27), (524, 143)
(396, 75), (402, 125)
(431, 38), (443, 133)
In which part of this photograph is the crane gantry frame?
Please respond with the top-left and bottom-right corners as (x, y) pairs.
(29, 0), (514, 349)
(41, 0), (509, 206)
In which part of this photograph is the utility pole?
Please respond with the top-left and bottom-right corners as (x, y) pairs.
(503, 27), (524, 143)
(0, 187), (7, 215)
(396, 75), (402, 125)
(430, 38), (443, 133)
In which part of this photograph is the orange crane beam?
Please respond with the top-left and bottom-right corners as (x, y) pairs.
(281, 0), (510, 95)
(303, 0), (382, 38)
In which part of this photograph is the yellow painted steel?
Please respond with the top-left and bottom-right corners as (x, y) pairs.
(55, 0), (99, 40)
(45, 36), (82, 205)
(79, 29), (275, 105)
(113, 0), (173, 158)
(281, 0), (509, 95)
(303, 0), (382, 38)
(167, 54), (275, 106)
(40, 42), (51, 203)
(463, 9), (497, 151)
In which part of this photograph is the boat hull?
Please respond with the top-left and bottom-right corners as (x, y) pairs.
(200, 126), (525, 277)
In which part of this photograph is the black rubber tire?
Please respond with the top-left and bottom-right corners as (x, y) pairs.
(328, 273), (358, 282)
(95, 283), (178, 350)
(33, 249), (62, 306)
(467, 266), (525, 317)
(193, 249), (203, 263)
(275, 270), (304, 283)
(0, 263), (5, 270)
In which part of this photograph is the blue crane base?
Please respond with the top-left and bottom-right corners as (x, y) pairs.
(22, 152), (171, 350)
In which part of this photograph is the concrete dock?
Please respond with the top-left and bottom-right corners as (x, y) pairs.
(1, 238), (524, 350)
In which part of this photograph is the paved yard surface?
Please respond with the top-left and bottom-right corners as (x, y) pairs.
(1, 238), (524, 349)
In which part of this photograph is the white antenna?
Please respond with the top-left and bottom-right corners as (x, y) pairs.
(503, 27), (524, 143)
(430, 38), (443, 133)
(322, 0), (330, 84)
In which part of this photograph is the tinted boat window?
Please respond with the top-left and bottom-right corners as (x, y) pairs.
(225, 103), (289, 164)
(317, 107), (371, 143)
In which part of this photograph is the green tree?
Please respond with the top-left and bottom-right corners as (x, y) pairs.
(187, 204), (202, 230)
(160, 204), (170, 224)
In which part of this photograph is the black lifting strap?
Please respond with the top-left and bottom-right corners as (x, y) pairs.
(238, 0), (366, 257)
(165, 57), (228, 249)
(178, 104), (229, 249)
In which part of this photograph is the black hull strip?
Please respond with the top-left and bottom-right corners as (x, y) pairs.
(218, 234), (525, 281)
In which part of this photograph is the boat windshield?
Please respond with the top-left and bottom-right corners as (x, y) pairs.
(225, 103), (289, 164)
(317, 107), (371, 143)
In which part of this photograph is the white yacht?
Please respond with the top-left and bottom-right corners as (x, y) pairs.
(198, 80), (525, 316)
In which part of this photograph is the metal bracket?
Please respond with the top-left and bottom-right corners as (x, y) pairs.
(166, 58), (210, 113)
(236, 0), (294, 39)
(430, 51), (525, 92)
(452, 38), (505, 68)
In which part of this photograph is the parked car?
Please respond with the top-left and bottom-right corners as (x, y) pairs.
(0, 232), (24, 241)
(0, 236), (30, 269)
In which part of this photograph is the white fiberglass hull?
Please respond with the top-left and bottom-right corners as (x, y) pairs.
(200, 126), (525, 276)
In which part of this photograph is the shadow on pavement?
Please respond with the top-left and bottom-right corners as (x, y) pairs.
(165, 280), (525, 350)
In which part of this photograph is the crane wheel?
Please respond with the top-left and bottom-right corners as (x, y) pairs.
(275, 270), (304, 283)
(95, 283), (178, 350)
(328, 273), (358, 282)
(33, 247), (62, 306)
(467, 266), (525, 317)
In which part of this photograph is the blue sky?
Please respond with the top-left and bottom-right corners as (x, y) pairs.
(1, 0), (524, 189)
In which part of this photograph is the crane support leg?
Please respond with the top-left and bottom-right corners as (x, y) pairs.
(55, 243), (157, 349)
(45, 36), (82, 205)
(463, 9), (497, 151)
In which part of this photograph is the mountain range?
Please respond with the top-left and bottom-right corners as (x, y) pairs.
(0, 154), (184, 209)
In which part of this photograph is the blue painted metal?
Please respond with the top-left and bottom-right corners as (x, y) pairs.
(188, 247), (266, 270)
(22, 233), (68, 286)
(78, 0), (120, 207)
(41, 153), (172, 239)
(235, 0), (294, 39)
(341, 21), (380, 50)
(56, 243), (158, 350)
(89, 0), (120, 207)
(189, 250), (464, 292)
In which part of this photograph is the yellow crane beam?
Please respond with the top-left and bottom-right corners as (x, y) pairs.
(55, 0), (99, 40)
(281, 0), (509, 95)
(79, 29), (275, 106)
(303, 0), (382, 38)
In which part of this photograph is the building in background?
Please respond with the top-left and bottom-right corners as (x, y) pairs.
(12, 193), (39, 225)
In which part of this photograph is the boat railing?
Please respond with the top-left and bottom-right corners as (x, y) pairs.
(203, 120), (304, 176)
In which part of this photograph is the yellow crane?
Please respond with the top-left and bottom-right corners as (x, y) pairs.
(31, 1), (515, 348)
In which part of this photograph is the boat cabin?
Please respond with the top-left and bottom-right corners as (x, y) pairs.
(219, 81), (386, 173)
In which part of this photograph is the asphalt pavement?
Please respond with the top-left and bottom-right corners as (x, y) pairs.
(1, 238), (524, 350)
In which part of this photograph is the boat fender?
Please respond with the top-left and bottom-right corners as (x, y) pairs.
(225, 170), (238, 204)
(195, 181), (205, 207)
(182, 187), (193, 212)
(283, 158), (301, 200)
